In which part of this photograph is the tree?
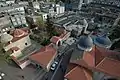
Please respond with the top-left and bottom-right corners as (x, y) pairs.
(45, 15), (55, 37)
(109, 25), (120, 40)
(35, 16), (45, 29)
(41, 38), (50, 46)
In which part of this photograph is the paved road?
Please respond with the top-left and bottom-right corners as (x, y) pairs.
(0, 60), (45, 80)
(32, 68), (47, 80)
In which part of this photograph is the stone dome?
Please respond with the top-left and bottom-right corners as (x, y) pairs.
(13, 29), (25, 37)
(1, 33), (13, 43)
(94, 34), (112, 48)
(77, 35), (93, 51)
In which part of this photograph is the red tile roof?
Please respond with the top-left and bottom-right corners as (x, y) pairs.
(66, 63), (78, 73)
(77, 46), (120, 78)
(50, 36), (61, 44)
(71, 59), (92, 71)
(13, 29), (27, 37)
(65, 66), (92, 80)
(29, 43), (57, 69)
(83, 50), (95, 67)
(96, 57), (120, 77)
(5, 28), (29, 46)
(11, 34), (28, 42)
(83, 46), (120, 66)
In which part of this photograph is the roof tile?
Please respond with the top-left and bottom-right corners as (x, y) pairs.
(65, 66), (92, 80)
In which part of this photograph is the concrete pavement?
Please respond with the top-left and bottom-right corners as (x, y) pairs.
(0, 60), (45, 80)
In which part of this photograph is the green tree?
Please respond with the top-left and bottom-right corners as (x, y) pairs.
(35, 16), (45, 29)
(109, 25), (120, 40)
(45, 15), (56, 37)
(51, 30), (60, 36)
(41, 38), (50, 46)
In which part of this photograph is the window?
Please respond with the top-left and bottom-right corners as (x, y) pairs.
(25, 43), (27, 45)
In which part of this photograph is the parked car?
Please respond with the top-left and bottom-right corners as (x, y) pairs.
(50, 61), (59, 71)
(64, 78), (68, 80)
(0, 76), (2, 80)
(0, 72), (5, 80)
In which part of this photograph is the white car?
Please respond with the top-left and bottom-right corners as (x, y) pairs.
(50, 61), (59, 71)
(1, 73), (5, 77)
(64, 78), (68, 80)
(0, 76), (2, 80)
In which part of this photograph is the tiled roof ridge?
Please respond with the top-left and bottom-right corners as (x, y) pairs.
(94, 46), (105, 66)
(105, 57), (120, 64)
(82, 68), (89, 80)
(83, 68), (92, 80)
(96, 57), (107, 68)
(65, 66), (78, 77)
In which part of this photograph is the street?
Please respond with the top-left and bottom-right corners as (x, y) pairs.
(0, 60), (46, 80)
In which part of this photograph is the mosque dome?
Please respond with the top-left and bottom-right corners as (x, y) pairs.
(13, 29), (25, 37)
(1, 33), (13, 43)
(77, 35), (93, 51)
(94, 34), (112, 48)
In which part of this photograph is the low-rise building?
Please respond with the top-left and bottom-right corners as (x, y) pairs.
(29, 28), (71, 71)
(10, 13), (27, 27)
(29, 43), (57, 71)
(0, 16), (12, 33)
(1, 28), (32, 69)
(0, 4), (28, 27)
(4, 28), (31, 51)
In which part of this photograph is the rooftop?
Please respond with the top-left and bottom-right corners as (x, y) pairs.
(29, 43), (57, 69)
(78, 46), (120, 78)
(65, 64), (93, 80)
(5, 28), (29, 46)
